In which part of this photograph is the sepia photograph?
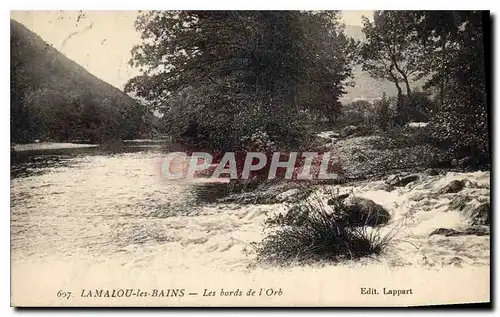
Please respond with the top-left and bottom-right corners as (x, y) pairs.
(10, 9), (491, 307)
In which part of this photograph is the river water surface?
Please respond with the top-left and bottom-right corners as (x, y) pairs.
(10, 141), (490, 306)
(11, 143), (273, 269)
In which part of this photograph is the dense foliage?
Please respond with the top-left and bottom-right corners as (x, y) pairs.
(126, 11), (356, 151)
(415, 11), (489, 162)
(11, 10), (489, 165)
(359, 11), (488, 162)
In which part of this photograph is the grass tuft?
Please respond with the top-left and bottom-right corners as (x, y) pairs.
(257, 191), (395, 265)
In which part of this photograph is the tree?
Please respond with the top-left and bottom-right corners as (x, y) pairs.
(412, 11), (488, 162)
(295, 11), (357, 123)
(125, 11), (355, 150)
(359, 11), (425, 99)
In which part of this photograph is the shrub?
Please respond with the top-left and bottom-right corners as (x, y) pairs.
(373, 93), (392, 131)
(394, 92), (435, 126)
(241, 131), (277, 152)
(256, 193), (394, 265)
(339, 100), (373, 127)
(428, 97), (489, 164)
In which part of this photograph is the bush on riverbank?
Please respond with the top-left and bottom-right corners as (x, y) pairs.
(256, 194), (394, 265)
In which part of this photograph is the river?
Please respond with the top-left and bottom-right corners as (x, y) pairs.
(10, 141), (490, 306)
(11, 141), (269, 269)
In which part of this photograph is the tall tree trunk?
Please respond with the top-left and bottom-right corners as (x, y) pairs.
(389, 64), (404, 126)
(388, 66), (403, 100)
(392, 60), (411, 96)
(403, 76), (411, 96)
(395, 81), (403, 100)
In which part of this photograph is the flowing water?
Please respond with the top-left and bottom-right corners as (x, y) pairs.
(11, 142), (271, 270)
(10, 141), (490, 306)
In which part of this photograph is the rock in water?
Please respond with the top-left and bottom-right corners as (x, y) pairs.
(382, 184), (395, 192)
(425, 168), (439, 176)
(430, 228), (459, 236)
(463, 226), (490, 236)
(449, 195), (472, 211)
(338, 196), (390, 227)
(397, 175), (419, 187)
(448, 256), (463, 267)
(372, 182), (395, 192)
(385, 174), (400, 186)
(469, 202), (490, 225)
(430, 227), (489, 237)
(439, 180), (465, 194)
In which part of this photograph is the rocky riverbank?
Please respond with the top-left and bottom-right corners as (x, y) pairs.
(201, 130), (491, 268)
(207, 169), (490, 268)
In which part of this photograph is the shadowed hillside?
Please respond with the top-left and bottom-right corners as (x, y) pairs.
(10, 19), (152, 143)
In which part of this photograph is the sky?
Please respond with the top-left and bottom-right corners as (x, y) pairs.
(11, 10), (373, 91)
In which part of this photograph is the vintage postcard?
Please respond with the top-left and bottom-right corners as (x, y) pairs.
(10, 10), (491, 307)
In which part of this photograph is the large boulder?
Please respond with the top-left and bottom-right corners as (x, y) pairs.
(336, 196), (390, 227)
(375, 183), (395, 192)
(439, 180), (466, 194)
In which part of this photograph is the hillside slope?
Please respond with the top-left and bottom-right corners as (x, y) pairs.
(11, 19), (150, 143)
